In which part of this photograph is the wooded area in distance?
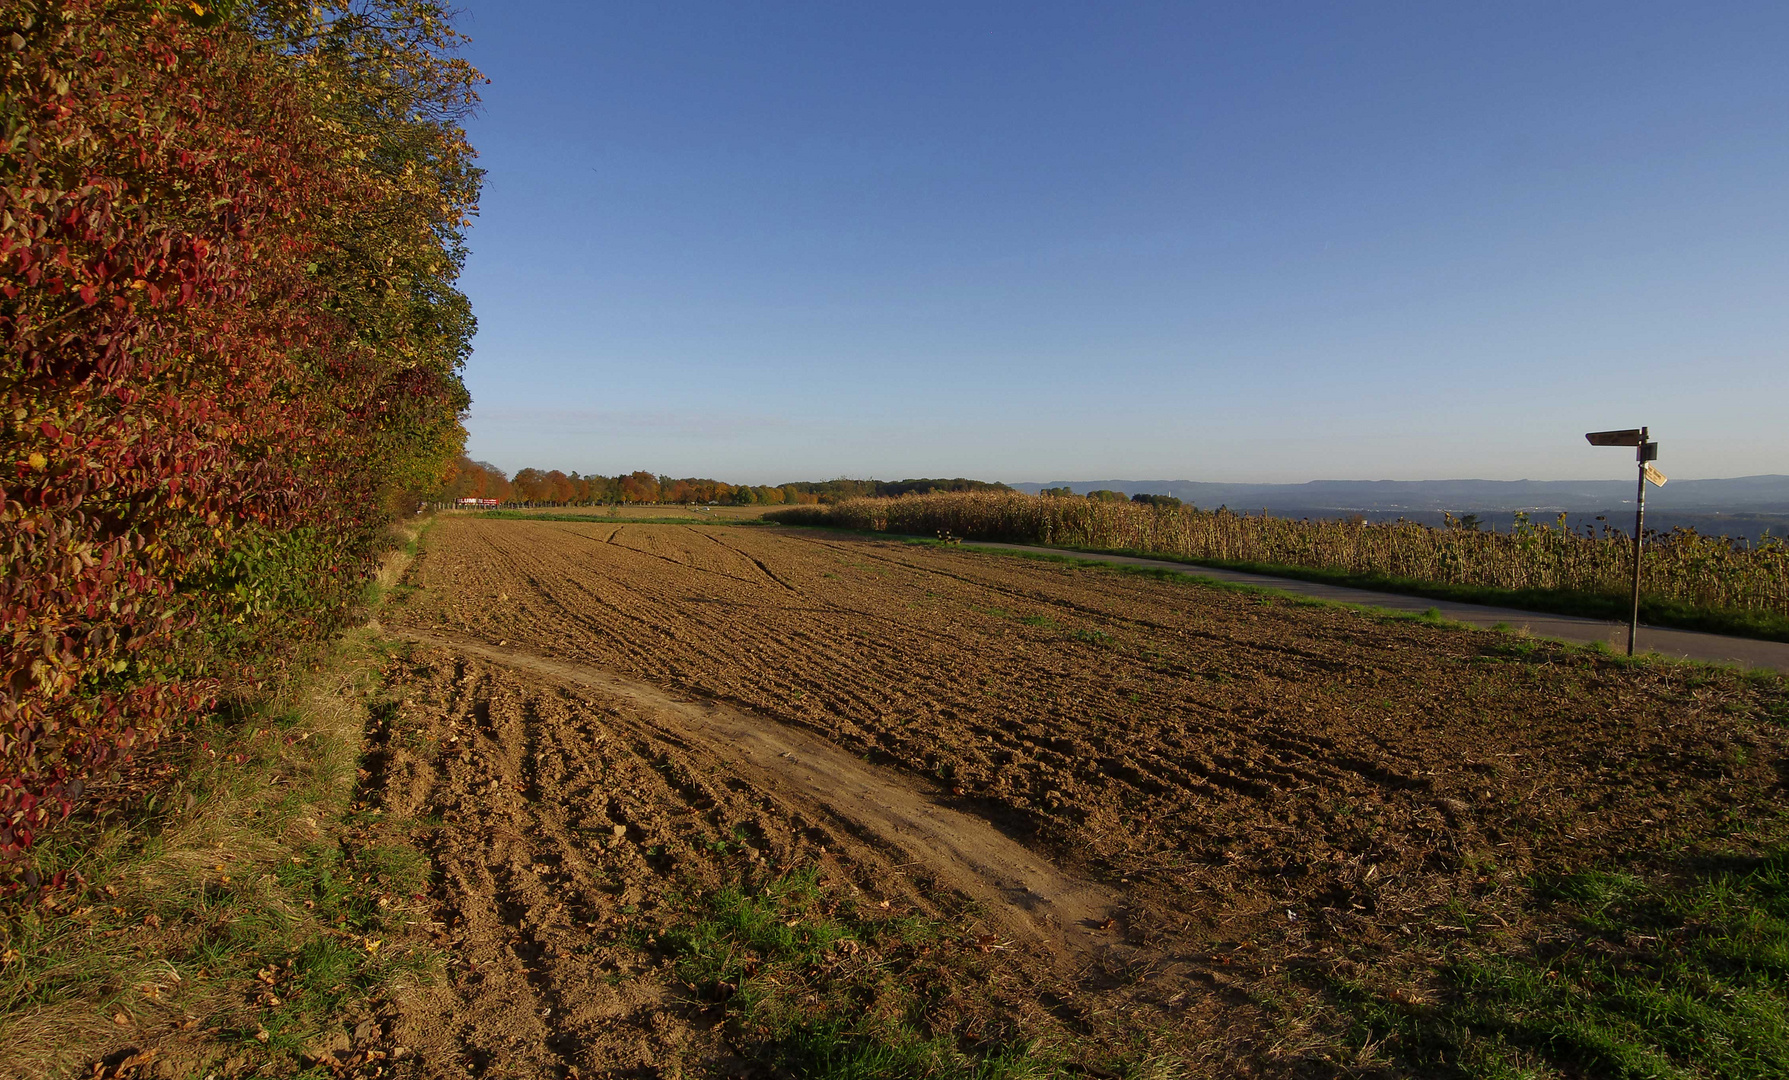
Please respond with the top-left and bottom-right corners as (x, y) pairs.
(437, 457), (1011, 506)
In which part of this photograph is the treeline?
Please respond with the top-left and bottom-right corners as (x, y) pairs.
(1, 1), (481, 857)
(1041, 487), (1184, 509)
(786, 477), (1011, 502)
(439, 459), (1009, 506)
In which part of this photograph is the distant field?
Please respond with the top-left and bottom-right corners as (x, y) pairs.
(462, 503), (778, 522)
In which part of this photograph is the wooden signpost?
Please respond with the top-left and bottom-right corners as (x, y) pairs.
(1585, 427), (1666, 656)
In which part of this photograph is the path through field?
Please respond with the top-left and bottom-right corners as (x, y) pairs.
(361, 518), (1789, 1076)
(962, 540), (1789, 671)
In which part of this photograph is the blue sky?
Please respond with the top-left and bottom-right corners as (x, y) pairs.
(453, 1), (1789, 485)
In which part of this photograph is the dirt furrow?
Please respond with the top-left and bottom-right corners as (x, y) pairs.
(392, 519), (1789, 971)
(372, 663), (748, 1076)
(396, 630), (1121, 962)
(692, 527), (801, 592)
(787, 532), (1383, 675)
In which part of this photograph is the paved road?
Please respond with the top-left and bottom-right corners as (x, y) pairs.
(963, 541), (1789, 673)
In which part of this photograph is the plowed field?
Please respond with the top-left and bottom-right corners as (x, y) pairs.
(361, 516), (1789, 1077)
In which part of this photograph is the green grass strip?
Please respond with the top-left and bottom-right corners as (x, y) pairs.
(767, 521), (1789, 644)
(1049, 544), (1789, 644)
(660, 867), (1095, 1080)
(1332, 847), (1789, 1079)
(473, 510), (772, 526)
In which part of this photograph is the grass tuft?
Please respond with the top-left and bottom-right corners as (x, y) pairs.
(662, 867), (1110, 1080)
(1327, 846), (1789, 1079)
(0, 528), (435, 1078)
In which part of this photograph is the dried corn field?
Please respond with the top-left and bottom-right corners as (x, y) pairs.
(771, 491), (1789, 618)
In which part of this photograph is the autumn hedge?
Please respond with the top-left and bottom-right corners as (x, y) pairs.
(0, 1), (480, 861)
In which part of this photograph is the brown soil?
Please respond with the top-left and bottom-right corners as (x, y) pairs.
(354, 518), (1789, 1076)
(392, 630), (1119, 961)
(356, 642), (1123, 1079)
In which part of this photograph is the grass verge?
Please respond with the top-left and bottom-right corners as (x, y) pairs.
(1324, 843), (1789, 1079)
(957, 542), (1789, 685)
(659, 866), (1169, 1079)
(475, 509), (772, 526)
(900, 537), (1503, 636)
(771, 522), (1789, 643)
(1063, 545), (1789, 644)
(0, 528), (434, 1079)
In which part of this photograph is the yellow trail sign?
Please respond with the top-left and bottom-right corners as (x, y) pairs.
(1644, 463), (1668, 487)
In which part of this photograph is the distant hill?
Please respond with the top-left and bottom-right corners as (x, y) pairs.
(1007, 476), (1789, 542)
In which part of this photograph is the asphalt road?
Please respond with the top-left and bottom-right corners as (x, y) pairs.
(963, 541), (1789, 673)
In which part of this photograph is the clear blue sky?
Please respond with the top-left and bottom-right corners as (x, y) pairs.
(454, 1), (1789, 485)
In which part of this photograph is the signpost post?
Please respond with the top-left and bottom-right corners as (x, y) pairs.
(1584, 427), (1666, 656)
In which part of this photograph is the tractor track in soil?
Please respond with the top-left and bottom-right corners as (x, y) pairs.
(390, 628), (1121, 964)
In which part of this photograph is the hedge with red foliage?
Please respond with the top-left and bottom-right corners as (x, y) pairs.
(0, 1), (476, 858)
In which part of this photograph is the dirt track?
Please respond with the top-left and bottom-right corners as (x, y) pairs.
(362, 517), (1789, 1075)
(392, 629), (1119, 960)
(963, 540), (1789, 671)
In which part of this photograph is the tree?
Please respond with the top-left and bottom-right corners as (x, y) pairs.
(1132, 493), (1183, 510)
(620, 471), (660, 504)
(442, 457), (509, 501)
(0, 0), (483, 857)
(511, 468), (549, 502)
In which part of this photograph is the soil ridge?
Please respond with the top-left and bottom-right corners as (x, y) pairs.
(392, 629), (1121, 964)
